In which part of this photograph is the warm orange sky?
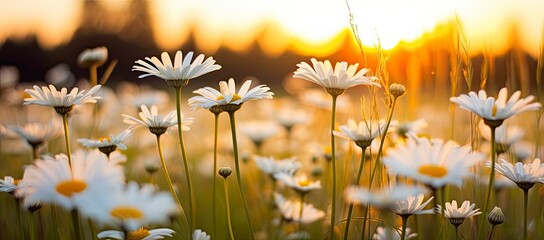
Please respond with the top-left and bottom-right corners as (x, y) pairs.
(0, 0), (543, 57)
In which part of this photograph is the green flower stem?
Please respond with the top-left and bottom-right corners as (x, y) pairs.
(368, 97), (398, 191)
(299, 193), (306, 233)
(213, 113), (220, 240)
(523, 188), (529, 240)
(487, 225), (496, 240)
(15, 199), (25, 240)
(29, 212), (36, 240)
(480, 126), (497, 237)
(156, 135), (190, 235)
(32, 145), (39, 161)
(61, 113), (73, 167)
(343, 147), (367, 240)
(228, 111), (255, 240)
(223, 177), (236, 240)
(330, 95), (338, 240)
(71, 210), (81, 240)
(361, 205), (369, 240)
(401, 215), (409, 240)
(175, 86), (195, 231)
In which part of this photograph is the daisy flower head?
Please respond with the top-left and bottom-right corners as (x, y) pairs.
(78, 46), (108, 68)
(24, 84), (102, 115)
(15, 149), (125, 210)
(189, 78), (273, 112)
(240, 120), (279, 147)
(391, 119), (428, 140)
(345, 185), (426, 209)
(491, 158), (544, 190)
(123, 105), (192, 136)
(78, 181), (177, 231)
(193, 229), (211, 240)
(442, 200), (481, 227)
(97, 228), (175, 240)
(333, 119), (387, 149)
(382, 135), (486, 189)
(293, 58), (379, 96)
(390, 194), (435, 216)
(450, 87), (541, 127)
(78, 128), (132, 156)
(132, 51), (221, 88)
(9, 120), (61, 148)
(273, 193), (325, 223)
(274, 172), (321, 195)
(253, 156), (301, 177)
(0, 176), (19, 194)
(373, 226), (417, 240)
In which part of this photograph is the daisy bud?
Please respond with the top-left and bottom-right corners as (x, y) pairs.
(487, 206), (504, 225)
(219, 167), (232, 179)
(144, 161), (160, 175)
(389, 83), (406, 98)
(78, 46), (108, 67)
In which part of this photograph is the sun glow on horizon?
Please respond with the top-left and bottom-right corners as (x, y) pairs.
(0, 0), (543, 57)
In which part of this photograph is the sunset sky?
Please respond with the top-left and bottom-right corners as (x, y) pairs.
(0, 0), (543, 57)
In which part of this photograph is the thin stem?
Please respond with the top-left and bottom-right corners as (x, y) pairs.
(89, 64), (98, 86)
(15, 199), (25, 240)
(487, 225), (496, 240)
(228, 111), (255, 240)
(71, 210), (81, 240)
(174, 86), (195, 231)
(299, 194), (305, 233)
(32, 145), (39, 161)
(61, 113), (73, 168)
(369, 97), (398, 190)
(361, 205), (369, 240)
(480, 126), (496, 237)
(330, 95), (338, 240)
(29, 212), (36, 240)
(51, 205), (61, 239)
(523, 188), (529, 240)
(343, 147), (367, 240)
(224, 178), (236, 240)
(156, 135), (190, 236)
(455, 226), (459, 240)
(401, 215), (409, 240)
(213, 113), (220, 240)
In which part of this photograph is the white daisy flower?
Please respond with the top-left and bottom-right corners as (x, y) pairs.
(491, 158), (544, 188)
(78, 128), (132, 154)
(345, 185), (426, 208)
(188, 78), (273, 111)
(23, 84), (102, 110)
(15, 149), (125, 210)
(273, 193), (325, 223)
(333, 119), (387, 148)
(479, 121), (525, 151)
(78, 181), (177, 231)
(382, 136), (486, 189)
(275, 107), (311, 130)
(390, 194), (435, 216)
(442, 200), (481, 226)
(132, 51), (221, 87)
(253, 156), (300, 177)
(123, 105), (193, 135)
(8, 121), (62, 147)
(391, 119), (428, 139)
(97, 228), (175, 240)
(373, 226), (417, 240)
(450, 87), (541, 124)
(274, 172), (321, 194)
(0, 176), (19, 193)
(293, 58), (379, 95)
(193, 229), (210, 240)
(78, 46), (108, 67)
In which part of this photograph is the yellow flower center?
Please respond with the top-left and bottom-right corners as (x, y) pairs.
(418, 165), (448, 178)
(55, 180), (87, 197)
(217, 94), (242, 102)
(492, 104), (498, 117)
(298, 177), (310, 187)
(110, 206), (144, 220)
(98, 136), (111, 142)
(127, 228), (150, 240)
(13, 179), (21, 185)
